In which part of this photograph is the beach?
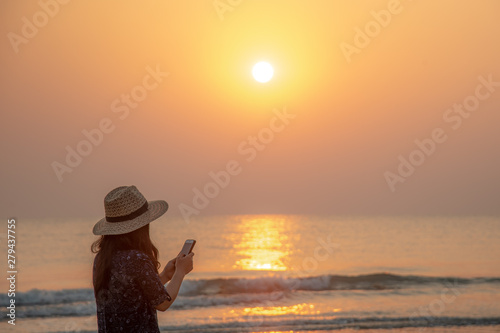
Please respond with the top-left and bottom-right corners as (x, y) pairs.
(1, 215), (499, 332)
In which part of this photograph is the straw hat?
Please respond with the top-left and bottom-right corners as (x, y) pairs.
(92, 185), (168, 235)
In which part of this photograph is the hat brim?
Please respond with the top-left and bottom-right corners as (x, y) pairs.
(92, 200), (168, 235)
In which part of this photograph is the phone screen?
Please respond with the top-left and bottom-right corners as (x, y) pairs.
(180, 239), (196, 256)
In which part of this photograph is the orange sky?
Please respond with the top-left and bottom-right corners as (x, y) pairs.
(1, 0), (499, 218)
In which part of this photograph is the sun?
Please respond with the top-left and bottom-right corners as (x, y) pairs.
(252, 61), (274, 83)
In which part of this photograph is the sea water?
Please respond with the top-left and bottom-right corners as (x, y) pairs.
(0, 215), (499, 332)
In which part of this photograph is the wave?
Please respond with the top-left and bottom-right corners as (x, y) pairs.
(0, 292), (289, 319)
(179, 273), (500, 296)
(1, 273), (499, 318)
(154, 316), (500, 332)
(31, 316), (500, 332)
(156, 316), (500, 332)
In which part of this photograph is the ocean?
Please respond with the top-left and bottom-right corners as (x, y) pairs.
(1, 215), (499, 332)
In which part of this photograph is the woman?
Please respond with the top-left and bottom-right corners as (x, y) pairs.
(91, 185), (194, 332)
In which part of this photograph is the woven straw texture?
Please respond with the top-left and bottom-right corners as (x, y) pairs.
(92, 186), (168, 235)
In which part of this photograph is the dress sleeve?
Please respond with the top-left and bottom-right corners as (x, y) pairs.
(132, 251), (172, 307)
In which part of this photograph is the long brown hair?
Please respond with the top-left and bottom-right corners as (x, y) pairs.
(91, 224), (160, 295)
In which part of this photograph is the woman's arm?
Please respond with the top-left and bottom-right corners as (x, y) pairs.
(156, 271), (185, 311)
(159, 271), (170, 285)
(156, 253), (194, 311)
(159, 257), (177, 285)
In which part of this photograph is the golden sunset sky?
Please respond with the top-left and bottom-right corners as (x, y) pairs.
(1, 0), (499, 218)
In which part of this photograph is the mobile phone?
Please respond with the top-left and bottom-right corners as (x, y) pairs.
(180, 239), (196, 256)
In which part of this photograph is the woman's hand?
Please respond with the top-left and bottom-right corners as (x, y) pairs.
(160, 257), (177, 284)
(175, 253), (194, 276)
(158, 253), (194, 311)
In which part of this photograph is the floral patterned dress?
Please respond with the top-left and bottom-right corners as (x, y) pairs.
(93, 249), (171, 332)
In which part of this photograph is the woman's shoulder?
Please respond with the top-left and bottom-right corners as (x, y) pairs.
(113, 249), (155, 274)
(114, 249), (151, 262)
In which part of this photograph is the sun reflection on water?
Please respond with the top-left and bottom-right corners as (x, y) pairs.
(230, 216), (292, 271)
(228, 303), (342, 317)
(242, 303), (319, 316)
